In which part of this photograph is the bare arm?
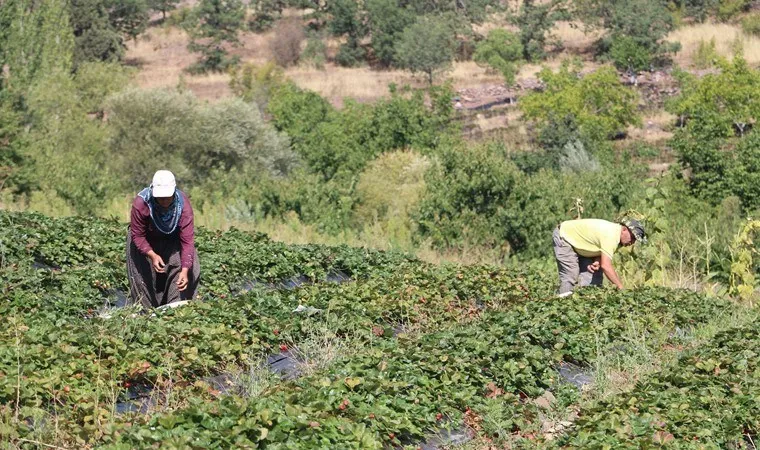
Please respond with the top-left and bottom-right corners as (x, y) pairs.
(599, 253), (624, 289)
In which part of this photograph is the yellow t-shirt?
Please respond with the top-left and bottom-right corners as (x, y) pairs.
(559, 219), (622, 258)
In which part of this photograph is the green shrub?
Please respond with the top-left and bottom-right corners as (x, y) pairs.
(301, 31), (328, 69)
(608, 35), (653, 72)
(354, 150), (430, 225)
(415, 143), (521, 250)
(520, 62), (640, 142)
(335, 39), (366, 67)
(473, 29), (523, 85)
(366, 0), (416, 67)
(728, 131), (760, 211)
(693, 37), (721, 69)
(579, 0), (678, 68)
(741, 13), (760, 36)
(229, 62), (285, 110)
(717, 0), (749, 21)
(668, 55), (760, 139)
(106, 88), (294, 188)
(164, 5), (193, 27)
(268, 83), (454, 182)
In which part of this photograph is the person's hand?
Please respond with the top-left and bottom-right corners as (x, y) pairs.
(587, 260), (601, 273)
(177, 268), (189, 291)
(150, 253), (166, 273)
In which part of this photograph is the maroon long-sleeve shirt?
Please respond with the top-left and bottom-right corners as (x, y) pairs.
(129, 191), (195, 269)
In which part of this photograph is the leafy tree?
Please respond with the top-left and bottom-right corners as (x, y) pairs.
(23, 68), (121, 214)
(667, 55), (760, 138)
(576, 0), (679, 69)
(728, 132), (760, 211)
(328, 0), (368, 66)
(405, 0), (502, 23)
(109, 0), (150, 43)
(671, 128), (733, 205)
(513, 0), (568, 61)
(395, 16), (457, 85)
(268, 83), (454, 181)
(608, 35), (655, 73)
(0, 0), (74, 197)
(74, 62), (134, 114)
(1, 0), (74, 89)
(150, 0), (180, 20)
(520, 62), (640, 142)
(0, 93), (34, 195)
(69, 0), (125, 67)
(106, 88), (294, 186)
(267, 82), (333, 153)
(415, 143), (521, 249)
(366, 0), (416, 67)
(473, 29), (523, 85)
(667, 0), (719, 22)
(186, 0), (245, 73)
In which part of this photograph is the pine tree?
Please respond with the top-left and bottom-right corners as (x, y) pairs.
(186, 0), (245, 73)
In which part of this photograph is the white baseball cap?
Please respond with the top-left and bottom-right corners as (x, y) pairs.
(151, 170), (176, 198)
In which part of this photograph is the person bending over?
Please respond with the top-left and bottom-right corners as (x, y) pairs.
(126, 170), (200, 308)
(552, 217), (646, 296)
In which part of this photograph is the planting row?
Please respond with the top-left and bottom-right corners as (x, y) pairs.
(1, 260), (543, 446)
(97, 288), (734, 449)
(558, 317), (760, 449)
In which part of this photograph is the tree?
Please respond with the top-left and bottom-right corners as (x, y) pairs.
(366, 0), (416, 67)
(668, 0), (719, 22)
(520, 62), (640, 141)
(667, 54), (760, 139)
(109, 0), (150, 43)
(106, 88), (294, 186)
(415, 143), (521, 249)
(728, 132), (760, 211)
(395, 16), (457, 85)
(473, 29), (523, 85)
(69, 0), (125, 67)
(513, 0), (568, 61)
(575, 0), (679, 69)
(186, 0), (245, 73)
(405, 0), (502, 23)
(1, 0), (74, 89)
(328, 0), (368, 66)
(149, 0), (180, 20)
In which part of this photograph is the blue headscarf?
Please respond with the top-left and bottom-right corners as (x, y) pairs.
(138, 187), (185, 235)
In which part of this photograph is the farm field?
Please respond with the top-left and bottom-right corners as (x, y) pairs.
(1, 211), (757, 449)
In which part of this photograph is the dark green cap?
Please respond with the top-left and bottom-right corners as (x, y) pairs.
(620, 217), (647, 244)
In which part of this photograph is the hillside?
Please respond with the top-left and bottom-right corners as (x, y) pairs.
(1, 211), (758, 448)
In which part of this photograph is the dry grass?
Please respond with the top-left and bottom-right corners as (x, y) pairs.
(627, 111), (676, 143)
(668, 22), (760, 67)
(284, 65), (420, 104)
(127, 24), (509, 104)
(552, 21), (600, 55)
